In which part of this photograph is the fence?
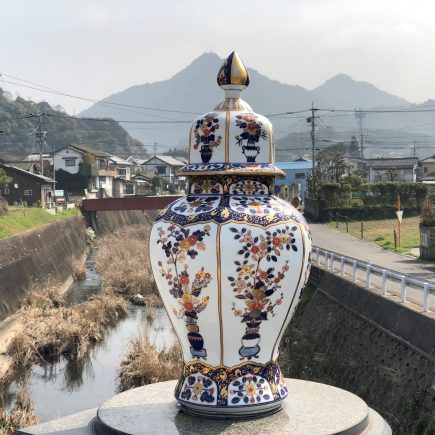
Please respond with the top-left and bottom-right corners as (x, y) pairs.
(313, 246), (433, 313)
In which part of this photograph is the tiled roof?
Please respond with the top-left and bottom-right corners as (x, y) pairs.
(143, 155), (184, 166)
(365, 157), (418, 168)
(0, 163), (56, 183)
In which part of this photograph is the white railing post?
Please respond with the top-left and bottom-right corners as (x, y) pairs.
(340, 257), (345, 276)
(317, 247), (320, 266)
(325, 252), (329, 270)
(352, 260), (358, 282)
(366, 265), (371, 289)
(381, 270), (387, 295)
(401, 276), (407, 302)
(331, 254), (335, 272)
(423, 283), (429, 312)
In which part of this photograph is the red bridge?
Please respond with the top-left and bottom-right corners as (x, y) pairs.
(81, 195), (181, 212)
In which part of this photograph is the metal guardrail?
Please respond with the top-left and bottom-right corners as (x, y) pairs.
(313, 246), (434, 312)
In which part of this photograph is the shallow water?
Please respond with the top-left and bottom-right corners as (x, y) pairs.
(3, 248), (175, 422)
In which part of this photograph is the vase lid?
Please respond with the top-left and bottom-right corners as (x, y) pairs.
(180, 52), (284, 177)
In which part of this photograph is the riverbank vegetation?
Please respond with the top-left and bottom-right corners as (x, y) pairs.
(95, 226), (161, 306)
(117, 336), (181, 392)
(0, 207), (79, 239)
(4, 279), (128, 382)
(0, 385), (38, 435)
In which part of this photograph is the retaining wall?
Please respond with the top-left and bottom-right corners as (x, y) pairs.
(0, 216), (87, 321)
(282, 266), (435, 434)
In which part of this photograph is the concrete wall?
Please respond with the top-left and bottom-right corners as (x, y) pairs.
(94, 209), (159, 234)
(282, 266), (435, 434)
(0, 216), (87, 321)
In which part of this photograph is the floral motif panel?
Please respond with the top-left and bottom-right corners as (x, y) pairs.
(190, 112), (226, 164)
(229, 179), (269, 195)
(171, 195), (221, 216)
(229, 113), (272, 164)
(190, 179), (224, 195)
(180, 373), (218, 405)
(228, 375), (273, 406)
(229, 196), (285, 216)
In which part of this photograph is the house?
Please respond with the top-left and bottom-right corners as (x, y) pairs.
(275, 160), (313, 199)
(365, 157), (418, 182)
(126, 156), (148, 175)
(415, 155), (435, 181)
(131, 174), (151, 195)
(141, 155), (186, 190)
(0, 163), (56, 207)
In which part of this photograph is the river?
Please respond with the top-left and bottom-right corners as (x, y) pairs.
(2, 248), (175, 422)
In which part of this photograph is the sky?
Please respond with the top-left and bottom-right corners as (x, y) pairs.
(2, 0), (435, 114)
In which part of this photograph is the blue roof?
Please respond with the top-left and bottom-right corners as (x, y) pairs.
(275, 161), (313, 170)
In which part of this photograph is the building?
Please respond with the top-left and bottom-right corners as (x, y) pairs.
(0, 163), (56, 207)
(415, 155), (435, 182)
(365, 157), (418, 182)
(141, 155), (185, 190)
(55, 144), (135, 197)
(275, 160), (313, 199)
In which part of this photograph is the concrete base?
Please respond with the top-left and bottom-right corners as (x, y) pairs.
(18, 379), (391, 435)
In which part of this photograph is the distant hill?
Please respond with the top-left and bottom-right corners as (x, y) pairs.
(79, 52), (435, 160)
(0, 89), (144, 158)
(311, 74), (409, 109)
(80, 52), (330, 146)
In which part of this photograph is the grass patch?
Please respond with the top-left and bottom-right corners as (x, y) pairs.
(95, 226), (161, 306)
(0, 207), (79, 239)
(117, 336), (181, 392)
(328, 216), (420, 254)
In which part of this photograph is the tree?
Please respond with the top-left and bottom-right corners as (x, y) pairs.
(151, 175), (163, 195)
(0, 168), (12, 187)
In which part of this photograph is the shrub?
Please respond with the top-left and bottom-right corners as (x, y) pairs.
(420, 199), (435, 227)
(71, 259), (86, 281)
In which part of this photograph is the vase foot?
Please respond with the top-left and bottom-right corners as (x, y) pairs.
(178, 399), (283, 419)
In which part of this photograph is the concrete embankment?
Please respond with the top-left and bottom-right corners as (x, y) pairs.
(0, 216), (87, 322)
(283, 266), (435, 434)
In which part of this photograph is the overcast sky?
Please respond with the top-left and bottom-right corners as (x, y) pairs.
(2, 0), (435, 114)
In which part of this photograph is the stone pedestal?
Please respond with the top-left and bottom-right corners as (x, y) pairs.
(19, 379), (391, 435)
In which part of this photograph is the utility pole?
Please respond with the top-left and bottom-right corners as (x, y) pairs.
(354, 108), (365, 177)
(307, 102), (318, 197)
(413, 139), (416, 157)
(153, 142), (158, 157)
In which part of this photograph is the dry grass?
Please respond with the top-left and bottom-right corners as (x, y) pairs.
(0, 384), (38, 434)
(7, 281), (128, 371)
(71, 259), (86, 281)
(95, 226), (160, 305)
(117, 336), (181, 392)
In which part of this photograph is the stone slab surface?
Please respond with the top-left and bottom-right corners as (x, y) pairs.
(19, 379), (392, 435)
(16, 407), (97, 435)
(95, 379), (388, 435)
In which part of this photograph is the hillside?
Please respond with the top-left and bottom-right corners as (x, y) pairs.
(79, 52), (330, 146)
(80, 52), (435, 159)
(0, 89), (144, 158)
(311, 74), (409, 108)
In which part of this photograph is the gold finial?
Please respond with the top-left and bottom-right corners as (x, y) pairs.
(217, 51), (250, 88)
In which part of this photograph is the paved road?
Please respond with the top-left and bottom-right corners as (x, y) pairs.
(310, 223), (435, 282)
(309, 223), (435, 313)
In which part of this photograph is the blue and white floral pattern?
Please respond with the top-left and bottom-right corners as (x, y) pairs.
(180, 373), (217, 405)
(229, 196), (285, 216)
(172, 195), (220, 216)
(229, 179), (269, 195)
(228, 375), (273, 406)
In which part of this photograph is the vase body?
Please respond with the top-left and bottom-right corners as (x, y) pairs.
(150, 177), (311, 416)
(149, 52), (312, 417)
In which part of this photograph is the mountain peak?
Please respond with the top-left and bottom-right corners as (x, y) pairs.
(313, 73), (408, 108)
